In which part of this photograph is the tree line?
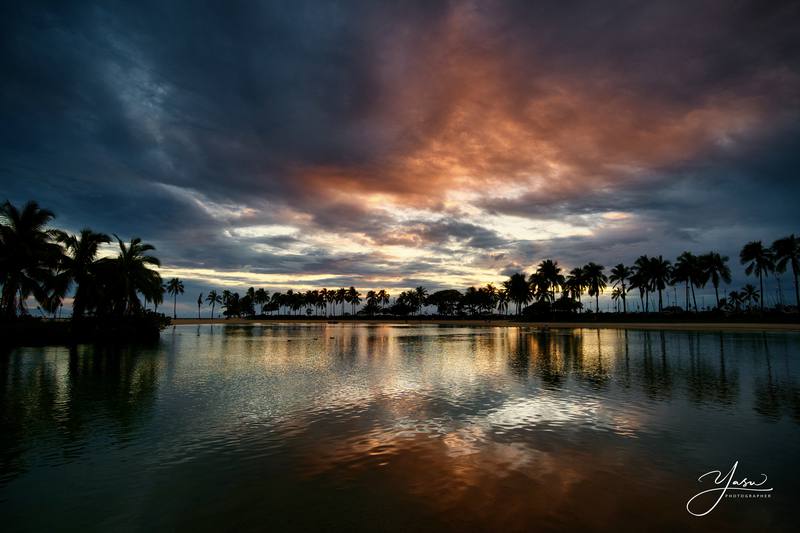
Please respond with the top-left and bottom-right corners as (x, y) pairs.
(2, 200), (797, 320)
(194, 237), (797, 319)
(1, 201), (163, 319)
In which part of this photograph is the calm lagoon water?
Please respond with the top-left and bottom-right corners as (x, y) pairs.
(1, 324), (799, 531)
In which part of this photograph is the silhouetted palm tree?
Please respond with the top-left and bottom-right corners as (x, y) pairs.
(528, 272), (548, 302)
(497, 288), (509, 315)
(414, 286), (428, 315)
(611, 287), (623, 312)
(583, 263), (607, 313)
(727, 290), (743, 312)
(378, 289), (391, 308)
(740, 241), (774, 313)
(53, 228), (111, 319)
(632, 255), (653, 312)
(206, 290), (222, 319)
(772, 234), (799, 309)
(319, 288), (329, 316)
(564, 267), (586, 310)
(254, 288), (269, 314)
(535, 259), (564, 302)
(742, 284), (760, 310)
(609, 264), (631, 313)
(271, 292), (283, 315)
(700, 252), (731, 309)
(628, 270), (646, 313)
(505, 273), (531, 315)
(365, 290), (378, 316)
(483, 283), (498, 314)
(166, 277), (184, 319)
(673, 252), (703, 312)
(112, 236), (162, 315)
(649, 255), (672, 312)
(153, 284), (165, 313)
(0, 200), (64, 317)
(347, 286), (361, 315)
(197, 293), (203, 319)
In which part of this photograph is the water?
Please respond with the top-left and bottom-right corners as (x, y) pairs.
(1, 324), (798, 531)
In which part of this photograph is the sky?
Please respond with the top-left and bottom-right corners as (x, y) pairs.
(2, 0), (799, 315)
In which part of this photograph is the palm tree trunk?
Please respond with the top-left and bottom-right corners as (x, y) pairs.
(685, 282), (689, 311)
(173, 294), (177, 319)
(658, 289), (663, 312)
(714, 285), (720, 309)
(595, 293), (599, 313)
(759, 272), (764, 313)
(621, 284), (627, 313)
(211, 303), (215, 320)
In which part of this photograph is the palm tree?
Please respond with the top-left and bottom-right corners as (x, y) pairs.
(378, 289), (391, 309)
(483, 283), (498, 314)
(627, 271), (646, 313)
(699, 252), (731, 310)
(609, 264), (631, 313)
(414, 286), (428, 315)
(153, 284), (165, 313)
(319, 288), (329, 316)
(166, 277), (184, 319)
(326, 288), (336, 316)
(112, 236), (162, 315)
(740, 241), (774, 313)
(197, 293), (203, 319)
(271, 292), (283, 315)
(206, 290), (222, 319)
(672, 252), (703, 312)
(528, 272), (548, 302)
(535, 259), (564, 302)
(649, 256), (672, 312)
(504, 273), (531, 315)
(0, 200), (64, 317)
(347, 286), (361, 315)
(773, 234), (800, 309)
(727, 290), (743, 312)
(52, 228), (111, 319)
(254, 288), (269, 315)
(497, 288), (509, 315)
(564, 267), (586, 310)
(336, 288), (347, 316)
(632, 255), (653, 312)
(365, 290), (377, 316)
(611, 287), (623, 312)
(741, 284), (760, 310)
(224, 291), (241, 317)
(583, 263), (607, 313)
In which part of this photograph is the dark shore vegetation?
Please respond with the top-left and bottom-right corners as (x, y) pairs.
(204, 242), (798, 323)
(1, 200), (169, 346)
(1, 199), (798, 347)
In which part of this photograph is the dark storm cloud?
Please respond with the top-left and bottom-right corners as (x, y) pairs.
(1, 0), (799, 308)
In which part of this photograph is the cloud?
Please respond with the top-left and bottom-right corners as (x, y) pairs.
(1, 0), (798, 311)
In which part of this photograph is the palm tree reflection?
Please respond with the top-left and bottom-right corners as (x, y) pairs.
(0, 345), (159, 484)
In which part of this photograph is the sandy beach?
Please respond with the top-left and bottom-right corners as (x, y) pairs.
(171, 317), (800, 332)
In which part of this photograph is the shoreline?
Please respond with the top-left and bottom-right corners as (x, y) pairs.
(171, 317), (800, 332)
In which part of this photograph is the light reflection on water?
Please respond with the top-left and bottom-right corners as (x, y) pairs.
(1, 324), (799, 531)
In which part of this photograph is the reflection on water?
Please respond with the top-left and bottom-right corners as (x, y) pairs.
(1, 325), (799, 531)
